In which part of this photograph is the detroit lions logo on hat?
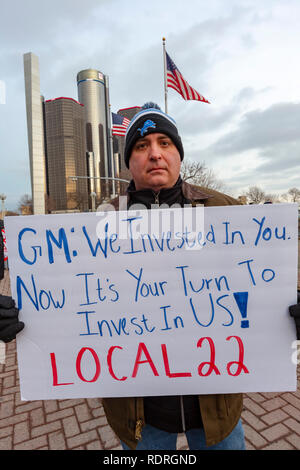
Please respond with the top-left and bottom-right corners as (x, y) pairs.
(137, 119), (156, 136)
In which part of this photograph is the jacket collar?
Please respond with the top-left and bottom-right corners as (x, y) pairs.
(109, 180), (211, 210)
(126, 178), (211, 202)
(181, 181), (211, 203)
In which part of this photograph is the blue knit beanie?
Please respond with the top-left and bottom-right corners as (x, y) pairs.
(124, 102), (184, 168)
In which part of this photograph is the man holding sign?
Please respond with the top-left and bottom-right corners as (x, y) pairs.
(1, 102), (299, 451)
(103, 103), (299, 450)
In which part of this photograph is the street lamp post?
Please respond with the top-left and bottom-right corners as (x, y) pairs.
(90, 191), (96, 212)
(0, 194), (6, 220)
(69, 176), (130, 211)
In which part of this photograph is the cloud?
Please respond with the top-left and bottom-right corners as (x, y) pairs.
(0, 0), (106, 49)
(176, 87), (263, 137)
(207, 102), (300, 156)
(183, 101), (300, 196)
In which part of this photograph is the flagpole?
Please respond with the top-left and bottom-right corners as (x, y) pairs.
(162, 37), (168, 114)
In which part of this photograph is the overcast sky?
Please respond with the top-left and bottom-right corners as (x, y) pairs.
(1, 0), (300, 210)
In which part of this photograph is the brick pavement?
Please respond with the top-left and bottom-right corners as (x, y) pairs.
(1, 264), (300, 451)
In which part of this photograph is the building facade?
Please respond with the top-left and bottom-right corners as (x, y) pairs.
(77, 69), (113, 201)
(44, 97), (89, 212)
(23, 52), (47, 214)
(23, 54), (140, 213)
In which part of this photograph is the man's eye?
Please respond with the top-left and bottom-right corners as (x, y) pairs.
(135, 142), (146, 150)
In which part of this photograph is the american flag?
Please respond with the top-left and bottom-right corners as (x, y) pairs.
(112, 112), (131, 136)
(166, 51), (210, 103)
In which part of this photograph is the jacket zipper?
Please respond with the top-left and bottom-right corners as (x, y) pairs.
(135, 398), (144, 441)
(153, 191), (160, 205)
(136, 190), (185, 437)
(135, 399), (186, 438)
(135, 419), (143, 441)
(180, 396), (186, 432)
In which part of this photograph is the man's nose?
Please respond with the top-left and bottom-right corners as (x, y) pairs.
(149, 142), (162, 159)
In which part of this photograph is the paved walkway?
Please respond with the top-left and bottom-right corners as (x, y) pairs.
(1, 266), (300, 451)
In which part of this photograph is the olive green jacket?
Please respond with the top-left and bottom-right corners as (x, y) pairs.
(103, 182), (243, 449)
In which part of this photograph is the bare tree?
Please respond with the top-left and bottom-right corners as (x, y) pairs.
(287, 187), (300, 203)
(180, 159), (226, 191)
(281, 188), (300, 203)
(245, 186), (266, 204)
(264, 193), (280, 203)
(66, 192), (90, 212)
(17, 194), (33, 215)
(45, 194), (56, 213)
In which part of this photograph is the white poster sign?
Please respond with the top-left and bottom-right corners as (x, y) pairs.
(4, 204), (298, 400)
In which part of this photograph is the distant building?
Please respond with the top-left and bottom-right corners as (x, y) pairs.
(118, 106), (142, 121)
(44, 97), (89, 212)
(24, 54), (139, 212)
(23, 52), (47, 214)
(237, 195), (248, 205)
(77, 69), (113, 200)
(113, 106), (141, 174)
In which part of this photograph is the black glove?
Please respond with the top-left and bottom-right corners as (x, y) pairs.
(0, 294), (24, 343)
(289, 291), (300, 340)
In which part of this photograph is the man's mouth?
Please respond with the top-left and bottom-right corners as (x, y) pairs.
(148, 167), (166, 173)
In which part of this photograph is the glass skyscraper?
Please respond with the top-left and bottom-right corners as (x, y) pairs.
(23, 52), (47, 214)
(77, 69), (113, 201)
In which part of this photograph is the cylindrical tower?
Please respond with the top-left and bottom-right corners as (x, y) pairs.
(77, 69), (111, 199)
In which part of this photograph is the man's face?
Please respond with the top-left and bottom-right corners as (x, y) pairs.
(129, 133), (181, 192)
